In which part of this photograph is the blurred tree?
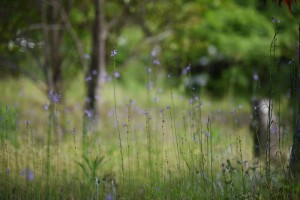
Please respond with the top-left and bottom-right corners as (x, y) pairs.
(85, 0), (106, 118)
(41, 0), (64, 95)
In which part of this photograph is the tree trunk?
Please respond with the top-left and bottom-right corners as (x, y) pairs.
(289, 24), (300, 182)
(49, 0), (63, 94)
(41, 0), (64, 95)
(85, 0), (106, 119)
(41, 0), (66, 141)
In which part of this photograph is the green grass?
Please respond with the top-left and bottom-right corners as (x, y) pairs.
(0, 72), (297, 199)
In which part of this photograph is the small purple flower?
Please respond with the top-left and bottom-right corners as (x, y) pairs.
(21, 167), (34, 181)
(85, 76), (92, 81)
(186, 65), (191, 71)
(84, 109), (93, 118)
(44, 103), (50, 110)
(26, 120), (31, 125)
(194, 96), (199, 101)
(147, 81), (153, 90)
(151, 49), (157, 57)
(153, 59), (160, 65)
(114, 72), (120, 79)
(182, 65), (191, 75)
(106, 193), (113, 200)
(271, 126), (277, 134)
(48, 90), (61, 103)
(111, 49), (117, 57)
(253, 73), (259, 81)
(189, 98), (194, 105)
(205, 131), (210, 137)
(92, 70), (97, 75)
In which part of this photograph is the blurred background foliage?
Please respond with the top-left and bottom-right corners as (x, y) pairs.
(0, 0), (299, 99)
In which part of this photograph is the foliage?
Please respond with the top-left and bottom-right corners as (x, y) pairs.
(0, 0), (299, 98)
(76, 154), (104, 182)
(265, 0), (298, 10)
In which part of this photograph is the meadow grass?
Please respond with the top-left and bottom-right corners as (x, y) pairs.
(0, 66), (296, 199)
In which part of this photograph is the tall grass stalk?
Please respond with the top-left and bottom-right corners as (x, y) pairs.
(160, 107), (166, 184)
(45, 103), (54, 199)
(111, 50), (125, 192)
(125, 101), (132, 185)
(167, 74), (181, 175)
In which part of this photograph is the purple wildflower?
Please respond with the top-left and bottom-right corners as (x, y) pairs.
(271, 126), (277, 134)
(147, 81), (153, 90)
(106, 193), (113, 200)
(189, 98), (194, 105)
(151, 49), (157, 57)
(114, 72), (120, 79)
(21, 167), (34, 181)
(205, 131), (210, 137)
(84, 109), (93, 118)
(182, 65), (191, 75)
(48, 90), (61, 103)
(153, 59), (160, 65)
(85, 76), (92, 81)
(253, 73), (259, 81)
(44, 103), (50, 110)
(111, 49), (117, 57)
